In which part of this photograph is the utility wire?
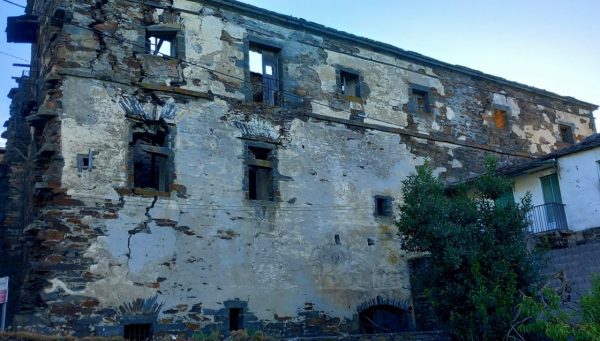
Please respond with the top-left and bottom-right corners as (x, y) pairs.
(3, 0), (580, 158)
(1, 0), (25, 9)
(4, 0), (595, 117)
(0, 50), (29, 62)
(123, 0), (597, 112)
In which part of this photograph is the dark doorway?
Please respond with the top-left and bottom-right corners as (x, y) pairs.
(124, 323), (152, 341)
(229, 308), (243, 331)
(359, 305), (406, 334)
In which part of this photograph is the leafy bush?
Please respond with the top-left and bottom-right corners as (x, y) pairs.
(397, 158), (537, 340)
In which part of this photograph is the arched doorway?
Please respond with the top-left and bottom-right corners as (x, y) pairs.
(359, 304), (407, 334)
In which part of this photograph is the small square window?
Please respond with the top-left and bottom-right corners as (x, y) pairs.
(494, 109), (507, 129)
(374, 196), (393, 217)
(77, 151), (94, 172)
(146, 31), (177, 57)
(124, 323), (152, 341)
(408, 86), (431, 113)
(339, 70), (360, 98)
(559, 124), (574, 144)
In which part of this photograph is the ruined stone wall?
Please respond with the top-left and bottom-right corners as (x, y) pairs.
(0, 76), (35, 328)
(2, 0), (597, 338)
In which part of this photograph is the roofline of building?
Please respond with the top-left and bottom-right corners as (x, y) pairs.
(200, 0), (598, 111)
(500, 133), (600, 176)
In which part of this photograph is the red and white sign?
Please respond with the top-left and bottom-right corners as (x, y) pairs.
(0, 277), (8, 304)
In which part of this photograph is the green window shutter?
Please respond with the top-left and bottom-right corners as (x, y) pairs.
(540, 173), (562, 204)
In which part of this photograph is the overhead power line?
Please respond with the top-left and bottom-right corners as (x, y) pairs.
(1, 0), (25, 9)
(0, 50), (29, 62)
(2, 0), (585, 158)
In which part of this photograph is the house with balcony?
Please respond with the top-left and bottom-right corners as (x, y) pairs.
(505, 133), (600, 234)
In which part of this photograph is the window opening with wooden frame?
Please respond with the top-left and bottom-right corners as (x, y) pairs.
(130, 121), (172, 192)
(246, 145), (275, 201)
(249, 44), (280, 106)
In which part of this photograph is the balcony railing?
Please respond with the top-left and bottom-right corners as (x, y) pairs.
(526, 202), (568, 234)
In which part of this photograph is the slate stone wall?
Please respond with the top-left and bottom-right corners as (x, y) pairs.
(0, 0), (597, 337)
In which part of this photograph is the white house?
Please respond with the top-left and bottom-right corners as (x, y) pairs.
(506, 134), (600, 233)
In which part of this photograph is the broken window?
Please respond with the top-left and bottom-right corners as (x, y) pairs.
(229, 308), (243, 331)
(130, 122), (172, 192)
(124, 323), (152, 341)
(374, 196), (393, 217)
(559, 124), (574, 144)
(249, 44), (280, 106)
(339, 70), (360, 98)
(408, 85), (431, 113)
(494, 109), (507, 129)
(146, 30), (177, 57)
(246, 145), (275, 201)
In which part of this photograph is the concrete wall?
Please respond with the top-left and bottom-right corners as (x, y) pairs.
(1, 0), (598, 337)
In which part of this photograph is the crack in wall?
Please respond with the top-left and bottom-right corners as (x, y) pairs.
(126, 195), (158, 275)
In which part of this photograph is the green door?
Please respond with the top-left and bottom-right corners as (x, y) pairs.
(540, 173), (562, 225)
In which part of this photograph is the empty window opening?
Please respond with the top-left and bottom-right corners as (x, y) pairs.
(131, 127), (171, 192)
(124, 323), (152, 341)
(335, 234), (341, 245)
(229, 308), (243, 331)
(375, 196), (393, 217)
(246, 145), (275, 201)
(494, 109), (507, 129)
(367, 238), (375, 246)
(559, 124), (574, 144)
(359, 305), (406, 334)
(248, 146), (270, 160)
(249, 45), (280, 106)
(146, 30), (177, 56)
(409, 87), (431, 113)
(77, 150), (94, 172)
(340, 70), (360, 97)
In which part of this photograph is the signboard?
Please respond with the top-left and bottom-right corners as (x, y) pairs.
(0, 276), (8, 304)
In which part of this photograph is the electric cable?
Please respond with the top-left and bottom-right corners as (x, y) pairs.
(3, 0), (583, 159)
(1, 0), (25, 9)
(0, 50), (29, 62)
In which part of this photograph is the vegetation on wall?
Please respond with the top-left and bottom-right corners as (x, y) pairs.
(518, 275), (600, 341)
(397, 158), (538, 340)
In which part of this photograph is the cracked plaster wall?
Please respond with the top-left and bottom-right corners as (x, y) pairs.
(3, 0), (598, 337)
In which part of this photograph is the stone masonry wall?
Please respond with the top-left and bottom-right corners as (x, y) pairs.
(540, 228), (600, 306)
(1, 0), (597, 338)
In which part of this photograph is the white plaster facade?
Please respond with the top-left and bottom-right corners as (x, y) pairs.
(512, 136), (600, 232)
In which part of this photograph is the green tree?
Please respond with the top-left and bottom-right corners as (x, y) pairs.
(397, 158), (537, 340)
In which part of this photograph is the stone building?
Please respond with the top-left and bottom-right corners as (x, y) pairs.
(1, 0), (597, 338)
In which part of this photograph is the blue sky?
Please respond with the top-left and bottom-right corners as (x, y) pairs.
(1, 0), (599, 147)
